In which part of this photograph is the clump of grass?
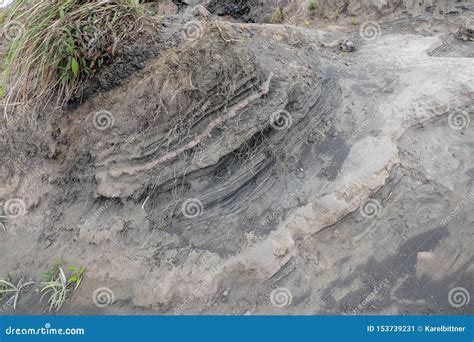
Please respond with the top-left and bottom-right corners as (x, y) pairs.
(271, 6), (284, 24)
(66, 265), (87, 292)
(307, 0), (317, 12)
(350, 17), (359, 25)
(2, 0), (144, 109)
(40, 262), (86, 312)
(307, 0), (323, 17)
(0, 278), (35, 309)
(40, 259), (63, 282)
(40, 267), (68, 312)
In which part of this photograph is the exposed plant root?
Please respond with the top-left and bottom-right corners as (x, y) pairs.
(108, 72), (273, 178)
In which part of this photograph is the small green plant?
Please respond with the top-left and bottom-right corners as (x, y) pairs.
(0, 278), (35, 309)
(67, 265), (87, 292)
(271, 6), (284, 24)
(307, 0), (323, 17)
(40, 262), (86, 311)
(350, 17), (359, 25)
(0, 279), (11, 301)
(40, 267), (68, 312)
(2, 0), (144, 109)
(41, 259), (63, 282)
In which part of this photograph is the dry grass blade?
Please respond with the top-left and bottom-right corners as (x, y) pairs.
(2, 0), (144, 111)
(40, 267), (69, 312)
(0, 279), (16, 300)
(0, 278), (35, 309)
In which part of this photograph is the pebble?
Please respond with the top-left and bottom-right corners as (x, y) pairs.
(340, 39), (356, 52)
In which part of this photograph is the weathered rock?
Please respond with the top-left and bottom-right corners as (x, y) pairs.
(0, 2), (473, 316)
(340, 39), (356, 52)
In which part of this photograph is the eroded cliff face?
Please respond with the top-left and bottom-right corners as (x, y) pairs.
(181, 0), (473, 22)
(0, 2), (473, 315)
(309, 0), (470, 17)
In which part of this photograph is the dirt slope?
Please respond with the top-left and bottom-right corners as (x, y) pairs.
(0, 2), (473, 315)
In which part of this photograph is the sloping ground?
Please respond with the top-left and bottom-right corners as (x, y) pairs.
(0, 4), (473, 315)
(199, 0), (474, 23)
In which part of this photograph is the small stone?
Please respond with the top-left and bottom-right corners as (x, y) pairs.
(274, 246), (288, 257)
(340, 40), (356, 52)
(417, 251), (433, 261)
(43, 239), (52, 249)
(221, 288), (230, 302)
